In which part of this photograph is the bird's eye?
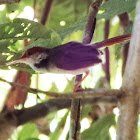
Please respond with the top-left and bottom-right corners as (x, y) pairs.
(27, 51), (32, 56)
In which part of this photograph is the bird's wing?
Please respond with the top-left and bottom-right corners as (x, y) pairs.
(50, 42), (102, 70)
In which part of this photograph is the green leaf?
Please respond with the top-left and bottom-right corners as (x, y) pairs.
(0, 65), (34, 74)
(0, 18), (62, 52)
(56, 0), (136, 40)
(138, 125), (140, 139)
(47, 0), (88, 31)
(22, 32), (62, 52)
(48, 82), (59, 92)
(81, 114), (115, 140)
(57, 17), (86, 40)
(17, 123), (39, 140)
(0, 18), (53, 40)
(63, 77), (75, 92)
(98, 0), (137, 20)
(0, 39), (16, 52)
(81, 105), (92, 119)
(49, 111), (69, 140)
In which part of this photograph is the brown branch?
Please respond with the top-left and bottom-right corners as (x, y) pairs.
(118, 12), (130, 75)
(2, 96), (117, 126)
(117, 2), (140, 140)
(0, 77), (122, 99)
(33, 0), (37, 20)
(0, 113), (16, 140)
(121, 42), (129, 75)
(70, 0), (103, 139)
(119, 12), (130, 30)
(104, 19), (110, 85)
(0, 0), (20, 4)
(2, 71), (31, 111)
(19, 88), (122, 99)
(82, 0), (103, 44)
(40, 0), (54, 25)
(0, 94), (118, 140)
(0, 95), (118, 140)
(69, 98), (81, 140)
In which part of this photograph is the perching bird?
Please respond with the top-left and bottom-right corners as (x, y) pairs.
(6, 34), (131, 91)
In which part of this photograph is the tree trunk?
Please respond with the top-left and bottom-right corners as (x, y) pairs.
(117, 1), (140, 140)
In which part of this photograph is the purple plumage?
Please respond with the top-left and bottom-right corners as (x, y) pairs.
(50, 41), (102, 71)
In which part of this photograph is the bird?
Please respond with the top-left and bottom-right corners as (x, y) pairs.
(6, 34), (131, 91)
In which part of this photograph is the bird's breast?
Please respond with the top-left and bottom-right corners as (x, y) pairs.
(32, 62), (89, 75)
(46, 65), (90, 75)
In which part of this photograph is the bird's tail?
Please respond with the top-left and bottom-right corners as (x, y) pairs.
(92, 34), (131, 49)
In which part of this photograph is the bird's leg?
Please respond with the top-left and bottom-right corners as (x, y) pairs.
(73, 71), (89, 92)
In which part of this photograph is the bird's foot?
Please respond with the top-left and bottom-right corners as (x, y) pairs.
(73, 71), (89, 92)
(73, 86), (83, 92)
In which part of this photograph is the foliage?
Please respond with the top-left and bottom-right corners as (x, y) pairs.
(98, 0), (137, 20)
(81, 115), (115, 140)
(17, 123), (39, 140)
(0, 0), (137, 140)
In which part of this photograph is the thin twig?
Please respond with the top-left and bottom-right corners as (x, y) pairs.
(33, 0), (37, 20)
(104, 19), (110, 84)
(40, 0), (54, 25)
(118, 12), (130, 75)
(0, 77), (122, 99)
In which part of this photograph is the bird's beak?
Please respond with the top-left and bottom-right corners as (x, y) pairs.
(6, 58), (27, 66)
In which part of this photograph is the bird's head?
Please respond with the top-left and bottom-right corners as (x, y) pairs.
(6, 47), (48, 67)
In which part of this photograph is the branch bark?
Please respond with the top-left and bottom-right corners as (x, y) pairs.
(40, 0), (54, 25)
(0, 96), (118, 140)
(104, 19), (110, 85)
(0, 113), (16, 140)
(117, 1), (140, 140)
(2, 71), (31, 110)
(2, 96), (118, 125)
(0, 77), (122, 99)
(119, 12), (130, 75)
(70, 0), (103, 139)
